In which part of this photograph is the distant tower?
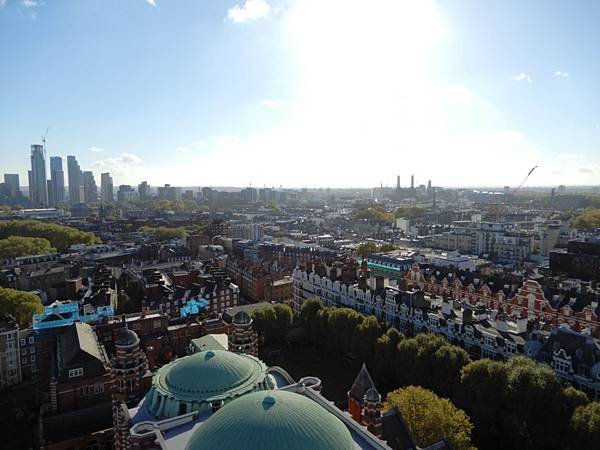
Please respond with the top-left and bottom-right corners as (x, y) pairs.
(30, 144), (48, 207)
(230, 311), (258, 357)
(410, 174), (414, 189)
(112, 325), (149, 450)
(396, 175), (400, 190)
(362, 386), (383, 439)
(427, 180), (432, 195)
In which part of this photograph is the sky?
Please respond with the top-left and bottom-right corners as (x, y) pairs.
(1, 0), (599, 189)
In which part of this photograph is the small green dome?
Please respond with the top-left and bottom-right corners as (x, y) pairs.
(185, 390), (355, 450)
(145, 350), (272, 418)
(165, 350), (254, 394)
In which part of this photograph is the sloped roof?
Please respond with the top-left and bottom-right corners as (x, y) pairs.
(349, 363), (376, 401)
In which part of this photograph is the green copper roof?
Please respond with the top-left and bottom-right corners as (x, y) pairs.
(185, 390), (355, 450)
(145, 350), (272, 418)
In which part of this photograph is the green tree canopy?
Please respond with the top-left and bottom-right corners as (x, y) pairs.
(353, 206), (395, 224)
(300, 297), (323, 323)
(571, 208), (600, 229)
(139, 226), (188, 241)
(0, 288), (43, 328)
(0, 236), (55, 259)
(0, 220), (100, 251)
(569, 401), (600, 449)
(384, 386), (475, 450)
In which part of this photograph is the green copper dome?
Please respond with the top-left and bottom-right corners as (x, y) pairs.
(144, 350), (273, 418)
(165, 350), (255, 394)
(185, 390), (355, 450)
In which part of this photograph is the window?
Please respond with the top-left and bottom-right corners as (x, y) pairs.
(69, 368), (84, 378)
(554, 359), (571, 374)
(29, 347), (35, 354)
(22, 358), (27, 365)
(153, 320), (161, 329)
(20, 338), (26, 346)
(94, 384), (104, 394)
(21, 349), (27, 356)
(30, 355), (35, 362)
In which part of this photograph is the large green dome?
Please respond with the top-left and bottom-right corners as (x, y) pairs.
(185, 390), (355, 450)
(144, 350), (273, 418)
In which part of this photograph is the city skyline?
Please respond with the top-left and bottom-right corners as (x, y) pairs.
(1, 0), (600, 188)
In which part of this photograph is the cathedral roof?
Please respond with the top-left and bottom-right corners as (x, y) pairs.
(185, 390), (354, 450)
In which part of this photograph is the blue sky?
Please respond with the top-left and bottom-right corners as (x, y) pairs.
(1, 0), (599, 188)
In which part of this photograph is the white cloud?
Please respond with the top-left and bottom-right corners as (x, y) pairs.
(261, 99), (282, 108)
(89, 146), (104, 153)
(514, 72), (533, 83)
(555, 70), (569, 78)
(145, 0), (156, 6)
(93, 152), (142, 168)
(227, 0), (270, 23)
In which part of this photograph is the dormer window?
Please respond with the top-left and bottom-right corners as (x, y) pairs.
(68, 367), (84, 378)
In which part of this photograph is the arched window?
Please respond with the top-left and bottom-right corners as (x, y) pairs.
(178, 403), (187, 415)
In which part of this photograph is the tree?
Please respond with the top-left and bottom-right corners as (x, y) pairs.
(378, 243), (397, 252)
(373, 327), (404, 391)
(0, 236), (55, 259)
(357, 242), (379, 258)
(354, 315), (383, 362)
(300, 297), (323, 324)
(0, 220), (100, 251)
(251, 306), (277, 343)
(0, 288), (43, 328)
(384, 386), (475, 450)
(116, 292), (134, 314)
(272, 303), (293, 340)
(569, 402), (600, 449)
(571, 208), (600, 230)
(455, 359), (512, 450)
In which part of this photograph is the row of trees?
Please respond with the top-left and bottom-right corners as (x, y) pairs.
(250, 304), (293, 344)
(139, 226), (188, 241)
(0, 236), (55, 259)
(0, 288), (43, 328)
(352, 206), (395, 224)
(299, 297), (600, 450)
(0, 220), (100, 252)
(356, 241), (397, 257)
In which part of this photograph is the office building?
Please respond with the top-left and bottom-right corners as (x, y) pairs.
(138, 181), (150, 200)
(117, 185), (139, 203)
(101, 173), (114, 203)
(67, 156), (84, 205)
(48, 156), (65, 207)
(3, 174), (20, 200)
(29, 144), (48, 207)
(83, 171), (98, 203)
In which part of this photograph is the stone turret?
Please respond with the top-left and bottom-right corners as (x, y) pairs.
(362, 386), (383, 439)
(230, 311), (258, 357)
(112, 324), (149, 450)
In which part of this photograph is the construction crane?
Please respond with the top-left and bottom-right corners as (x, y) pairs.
(514, 165), (538, 192)
(41, 127), (50, 152)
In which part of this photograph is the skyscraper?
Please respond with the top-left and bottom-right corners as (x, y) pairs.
(83, 171), (98, 203)
(138, 181), (150, 200)
(101, 172), (114, 203)
(67, 156), (84, 205)
(48, 156), (65, 207)
(3, 174), (20, 200)
(29, 144), (48, 207)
